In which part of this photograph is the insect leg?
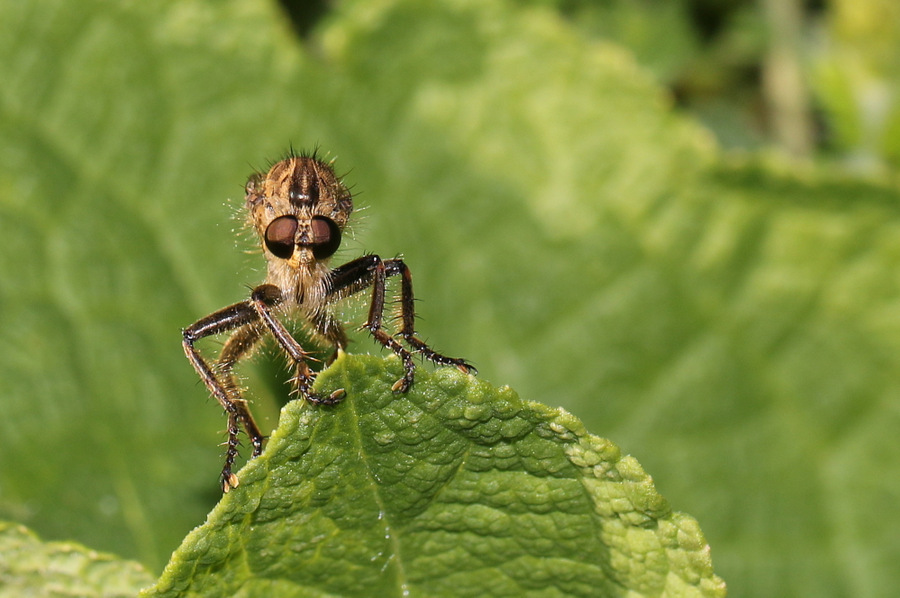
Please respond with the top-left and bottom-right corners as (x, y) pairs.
(217, 324), (266, 458)
(183, 302), (265, 491)
(383, 258), (477, 376)
(326, 256), (477, 392)
(308, 309), (350, 363)
(326, 256), (415, 391)
(248, 284), (345, 405)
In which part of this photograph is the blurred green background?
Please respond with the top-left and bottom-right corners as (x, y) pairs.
(1, 0), (899, 596)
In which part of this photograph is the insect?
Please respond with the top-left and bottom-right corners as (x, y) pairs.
(182, 151), (476, 492)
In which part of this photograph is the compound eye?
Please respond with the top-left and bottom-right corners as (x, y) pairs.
(310, 216), (341, 259)
(264, 216), (298, 259)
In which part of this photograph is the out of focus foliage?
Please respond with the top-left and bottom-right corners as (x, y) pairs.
(527, 0), (900, 171)
(3, 0), (900, 596)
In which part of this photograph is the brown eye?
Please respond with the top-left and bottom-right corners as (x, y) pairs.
(264, 216), (298, 259)
(310, 216), (341, 259)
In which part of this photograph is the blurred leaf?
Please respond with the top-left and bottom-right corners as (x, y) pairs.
(811, 0), (900, 170)
(530, 0), (700, 84)
(0, 521), (154, 597)
(2, 0), (900, 597)
(141, 354), (724, 598)
(829, 0), (900, 78)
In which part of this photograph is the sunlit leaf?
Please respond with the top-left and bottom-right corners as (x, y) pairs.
(0, 521), (154, 597)
(142, 355), (724, 598)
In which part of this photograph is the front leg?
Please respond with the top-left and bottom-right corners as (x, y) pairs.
(383, 258), (477, 377)
(325, 256), (416, 391)
(327, 256), (476, 393)
(249, 284), (345, 405)
(363, 257), (418, 392)
(183, 301), (267, 492)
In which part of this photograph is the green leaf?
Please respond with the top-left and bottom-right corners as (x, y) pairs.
(809, 0), (900, 168)
(141, 354), (724, 598)
(0, 521), (154, 597)
(3, 0), (900, 596)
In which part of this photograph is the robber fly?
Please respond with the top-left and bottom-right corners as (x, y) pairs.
(182, 152), (476, 492)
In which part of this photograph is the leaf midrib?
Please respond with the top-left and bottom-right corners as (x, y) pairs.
(345, 374), (410, 596)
